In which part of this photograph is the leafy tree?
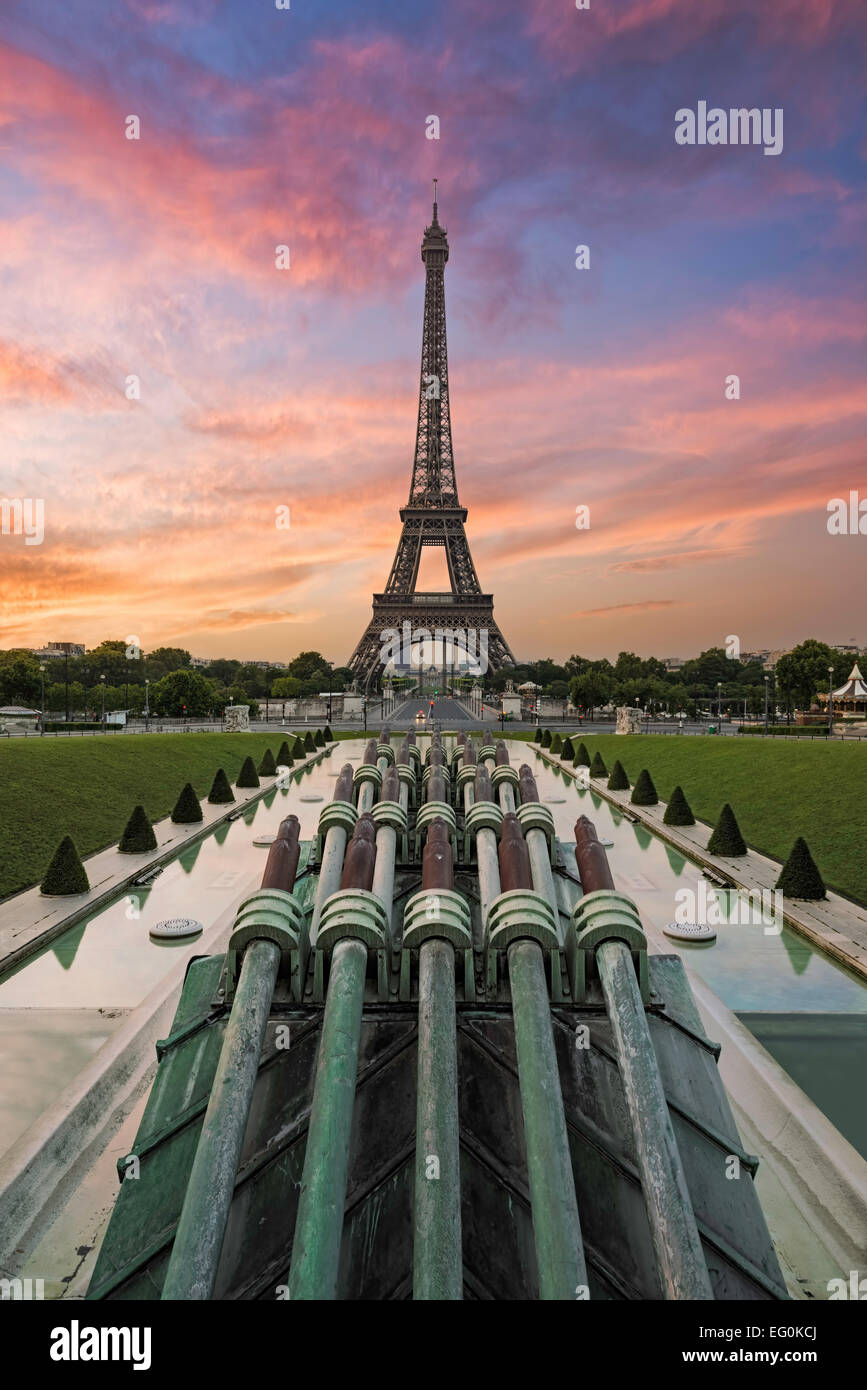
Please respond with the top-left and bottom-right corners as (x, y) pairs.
(152, 669), (215, 718)
(775, 640), (838, 710)
(272, 676), (304, 699)
(288, 651), (333, 682)
(207, 658), (241, 684)
(0, 649), (41, 705)
(145, 646), (192, 679)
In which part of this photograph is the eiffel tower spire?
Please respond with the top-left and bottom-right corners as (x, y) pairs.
(347, 195), (516, 683)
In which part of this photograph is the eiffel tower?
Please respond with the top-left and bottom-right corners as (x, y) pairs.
(347, 186), (516, 684)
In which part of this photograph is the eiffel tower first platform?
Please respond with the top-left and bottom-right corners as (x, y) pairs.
(347, 189), (516, 684)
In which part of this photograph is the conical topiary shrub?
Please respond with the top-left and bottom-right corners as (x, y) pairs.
(590, 751), (607, 778)
(323, 725), (334, 742)
(550, 733), (563, 754)
(236, 756), (260, 789)
(208, 768), (235, 804)
(304, 732), (315, 752)
(663, 785), (694, 826)
(314, 729), (325, 747)
(292, 736), (305, 758)
(119, 804), (157, 853)
(707, 803), (747, 856)
(776, 837), (826, 900)
(561, 737), (574, 760)
(541, 729), (552, 748)
(41, 835), (89, 895)
(259, 747), (277, 776)
(631, 769), (658, 806)
(533, 727), (543, 744)
(607, 760), (629, 791)
(171, 782), (203, 824)
(573, 742), (591, 767)
(277, 741), (295, 767)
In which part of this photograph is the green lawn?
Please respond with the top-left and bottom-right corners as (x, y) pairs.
(0, 732), (325, 901)
(507, 732), (867, 906)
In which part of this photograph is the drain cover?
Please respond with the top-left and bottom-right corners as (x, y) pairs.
(662, 922), (717, 942)
(299, 794), (324, 802)
(253, 836), (275, 847)
(150, 918), (203, 940)
(599, 838), (614, 848)
(543, 796), (566, 803)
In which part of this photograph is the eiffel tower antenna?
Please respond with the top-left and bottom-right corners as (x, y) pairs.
(347, 194), (516, 685)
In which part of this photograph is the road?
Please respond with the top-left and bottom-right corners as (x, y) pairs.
(388, 696), (477, 726)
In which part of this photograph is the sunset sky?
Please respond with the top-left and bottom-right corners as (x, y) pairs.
(1, 0), (865, 665)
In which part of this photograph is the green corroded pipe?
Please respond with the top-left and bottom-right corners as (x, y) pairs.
(499, 815), (587, 1300)
(414, 821), (463, 1300)
(288, 815), (377, 1300)
(288, 935), (368, 1300)
(161, 816), (301, 1300)
(596, 938), (713, 1300)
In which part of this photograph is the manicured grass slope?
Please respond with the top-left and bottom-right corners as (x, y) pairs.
(0, 733), (305, 901)
(507, 733), (867, 905)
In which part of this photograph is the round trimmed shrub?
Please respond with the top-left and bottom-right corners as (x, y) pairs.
(607, 760), (629, 791)
(541, 729), (552, 748)
(41, 836), (89, 895)
(277, 741), (295, 767)
(259, 747), (277, 776)
(561, 737), (574, 761)
(590, 751), (608, 778)
(573, 742), (591, 767)
(172, 782), (203, 824)
(208, 768), (235, 804)
(776, 837), (826, 900)
(119, 805), (157, 853)
(631, 769), (658, 806)
(663, 785), (695, 826)
(707, 803), (747, 857)
(236, 756), (260, 789)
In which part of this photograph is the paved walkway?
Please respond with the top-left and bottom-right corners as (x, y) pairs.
(535, 747), (867, 983)
(0, 747), (329, 977)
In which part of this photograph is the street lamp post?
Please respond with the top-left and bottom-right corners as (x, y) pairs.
(144, 679), (150, 733)
(64, 653), (70, 725)
(717, 681), (722, 725)
(39, 663), (45, 736)
(828, 665), (834, 735)
(763, 675), (769, 733)
(100, 674), (106, 731)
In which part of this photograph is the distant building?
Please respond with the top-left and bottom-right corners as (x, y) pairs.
(190, 656), (212, 667)
(762, 650), (790, 670)
(662, 657), (683, 671)
(832, 642), (860, 656)
(30, 642), (84, 659)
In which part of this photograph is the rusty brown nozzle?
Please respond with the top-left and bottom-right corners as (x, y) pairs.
(334, 763), (355, 803)
(457, 732), (466, 747)
(340, 813), (377, 891)
(429, 744), (445, 768)
(262, 815), (301, 892)
(397, 739), (410, 766)
(362, 738), (378, 766)
(421, 816), (453, 891)
(574, 815), (616, 893)
(495, 741), (510, 767)
(382, 765), (400, 802)
(427, 768), (446, 804)
(462, 740), (477, 767)
(379, 727), (391, 745)
(474, 764), (494, 804)
(518, 765), (540, 804)
(498, 812), (532, 892)
(407, 730), (417, 746)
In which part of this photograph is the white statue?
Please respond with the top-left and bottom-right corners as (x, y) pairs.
(224, 704), (250, 732)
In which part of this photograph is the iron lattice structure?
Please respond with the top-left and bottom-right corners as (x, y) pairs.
(347, 195), (516, 684)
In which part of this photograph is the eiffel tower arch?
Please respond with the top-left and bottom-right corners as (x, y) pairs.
(348, 189), (516, 686)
